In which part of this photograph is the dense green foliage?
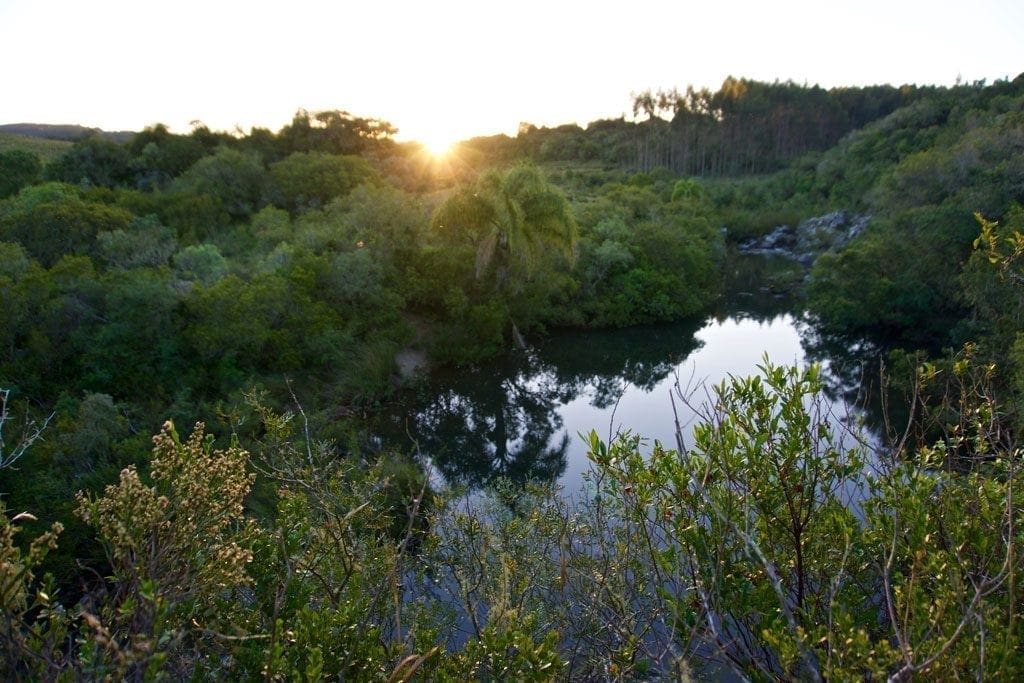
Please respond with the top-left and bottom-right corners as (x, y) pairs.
(0, 150), (42, 199)
(4, 73), (1024, 678)
(806, 77), (1024, 345)
(0, 106), (724, 606)
(4, 360), (1019, 679)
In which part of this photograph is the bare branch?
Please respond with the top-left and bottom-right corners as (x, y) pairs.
(0, 388), (55, 470)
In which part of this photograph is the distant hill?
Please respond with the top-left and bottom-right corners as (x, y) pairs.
(0, 123), (135, 144)
(0, 131), (73, 162)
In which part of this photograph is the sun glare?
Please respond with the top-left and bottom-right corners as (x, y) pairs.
(419, 131), (459, 159)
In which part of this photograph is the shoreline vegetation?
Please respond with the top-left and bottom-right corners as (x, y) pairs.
(3, 73), (1024, 678)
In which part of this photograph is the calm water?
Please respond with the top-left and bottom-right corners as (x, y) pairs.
(379, 262), (874, 675)
(376, 271), (868, 494)
(555, 312), (821, 489)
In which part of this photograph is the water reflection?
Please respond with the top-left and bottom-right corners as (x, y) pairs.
(378, 256), (885, 493)
(534, 318), (705, 408)
(378, 316), (707, 490)
(799, 320), (898, 443)
(411, 361), (570, 489)
(719, 252), (806, 322)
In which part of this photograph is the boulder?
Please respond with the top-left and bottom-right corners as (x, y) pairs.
(738, 210), (870, 265)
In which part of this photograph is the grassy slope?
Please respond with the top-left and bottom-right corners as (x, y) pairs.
(0, 132), (72, 162)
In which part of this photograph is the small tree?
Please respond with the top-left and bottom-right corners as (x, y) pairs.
(0, 150), (42, 199)
(76, 421), (255, 679)
(0, 392), (64, 679)
(268, 151), (375, 213)
(588, 358), (1022, 680)
(0, 505), (69, 680)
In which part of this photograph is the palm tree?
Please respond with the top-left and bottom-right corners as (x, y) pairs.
(432, 163), (577, 289)
(431, 164), (578, 347)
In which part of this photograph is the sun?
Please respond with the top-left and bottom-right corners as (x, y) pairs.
(417, 129), (460, 159)
(421, 136), (455, 159)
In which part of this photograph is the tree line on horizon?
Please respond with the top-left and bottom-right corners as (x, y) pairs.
(7, 75), (1009, 187)
(455, 76), (993, 175)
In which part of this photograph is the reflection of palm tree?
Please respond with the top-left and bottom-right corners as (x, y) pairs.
(379, 315), (710, 492)
(416, 358), (570, 490)
(491, 378), (570, 483)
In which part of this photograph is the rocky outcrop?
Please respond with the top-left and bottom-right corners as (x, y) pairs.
(738, 210), (870, 265)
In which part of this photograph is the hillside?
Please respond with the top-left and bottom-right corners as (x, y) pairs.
(0, 130), (72, 162)
(0, 122), (135, 143)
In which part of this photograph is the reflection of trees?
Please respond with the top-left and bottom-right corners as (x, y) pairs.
(535, 318), (704, 408)
(720, 250), (901, 441)
(386, 319), (705, 492)
(719, 253), (806, 323)
(798, 317), (898, 442)
(412, 358), (569, 490)
(382, 252), (869, 492)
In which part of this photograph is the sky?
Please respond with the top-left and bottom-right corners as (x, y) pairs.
(1, 0), (1021, 149)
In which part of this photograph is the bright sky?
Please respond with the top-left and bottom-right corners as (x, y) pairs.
(1, 0), (1021, 150)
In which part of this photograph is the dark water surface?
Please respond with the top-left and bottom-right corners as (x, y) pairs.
(376, 259), (866, 494)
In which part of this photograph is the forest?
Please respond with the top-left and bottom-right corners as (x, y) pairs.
(2, 73), (1024, 680)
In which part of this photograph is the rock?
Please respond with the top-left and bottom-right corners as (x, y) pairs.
(794, 210), (869, 253)
(738, 225), (795, 254)
(737, 210), (870, 265)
